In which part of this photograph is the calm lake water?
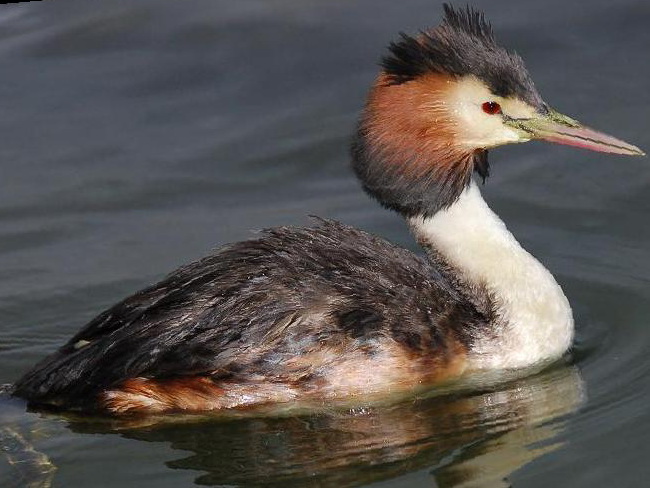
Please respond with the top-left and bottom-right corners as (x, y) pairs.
(0, 1), (649, 487)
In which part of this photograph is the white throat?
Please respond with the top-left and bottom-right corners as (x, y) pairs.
(409, 181), (574, 371)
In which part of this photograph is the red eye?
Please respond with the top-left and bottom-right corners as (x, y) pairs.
(482, 101), (502, 115)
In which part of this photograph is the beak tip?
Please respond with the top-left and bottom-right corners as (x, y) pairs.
(629, 145), (645, 157)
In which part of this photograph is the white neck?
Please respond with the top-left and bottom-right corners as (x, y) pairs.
(408, 181), (574, 371)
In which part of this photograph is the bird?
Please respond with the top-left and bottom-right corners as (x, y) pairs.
(12, 4), (644, 415)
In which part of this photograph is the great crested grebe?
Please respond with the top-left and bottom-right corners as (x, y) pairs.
(12, 5), (643, 415)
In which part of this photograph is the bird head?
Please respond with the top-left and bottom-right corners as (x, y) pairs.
(352, 4), (644, 217)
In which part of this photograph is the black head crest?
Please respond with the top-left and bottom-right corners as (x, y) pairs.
(381, 4), (543, 108)
(442, 3), (494, 44)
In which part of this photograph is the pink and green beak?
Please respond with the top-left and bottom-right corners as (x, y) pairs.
(505, 108), (645, 156)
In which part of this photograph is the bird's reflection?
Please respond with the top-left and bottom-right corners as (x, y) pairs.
(63, 364), (584, 488)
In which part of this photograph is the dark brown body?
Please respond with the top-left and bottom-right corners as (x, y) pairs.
(14, 220), (493, 414)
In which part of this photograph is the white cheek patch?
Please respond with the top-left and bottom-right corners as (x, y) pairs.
(501, 97), (537, 119)
(446, 76), (536, 148)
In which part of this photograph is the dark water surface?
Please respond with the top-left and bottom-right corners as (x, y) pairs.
(0, 1), (649, 487)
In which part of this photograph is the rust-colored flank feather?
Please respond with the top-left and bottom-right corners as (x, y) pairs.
(101, 377), (298, 414)
(102, 339), (468, 414)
